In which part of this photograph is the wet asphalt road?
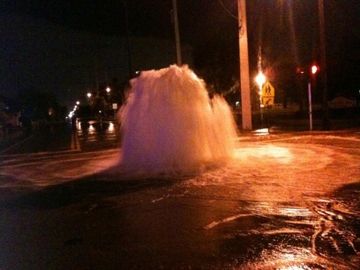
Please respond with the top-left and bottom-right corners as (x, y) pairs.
(0, 127), (359, 269)
(0, 119), (121, 155)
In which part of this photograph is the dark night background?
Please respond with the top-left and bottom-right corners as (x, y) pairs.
(0, 0), (359, 110)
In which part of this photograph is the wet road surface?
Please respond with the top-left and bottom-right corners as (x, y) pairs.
(0, 119), (121, 155)
(0, 131), (359, 269)
(76, 119), (121, 152)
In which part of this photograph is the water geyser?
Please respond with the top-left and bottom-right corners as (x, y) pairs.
(118, 65), (238, 174)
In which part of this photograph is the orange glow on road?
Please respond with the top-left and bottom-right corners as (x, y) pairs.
(234, 145), (293, 164)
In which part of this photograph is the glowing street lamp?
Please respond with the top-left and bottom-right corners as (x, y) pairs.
(87, 92), (92, 98)
(308, 64), (319, 131)
(106, 87), (111, 93)
(255, 72), (266, 94)
(76, 101), (80, 105)
(255, 71), (266, 126)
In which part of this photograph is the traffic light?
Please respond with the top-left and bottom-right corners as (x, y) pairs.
(311, 64), (319, 75)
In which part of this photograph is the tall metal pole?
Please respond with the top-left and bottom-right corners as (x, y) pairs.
(172, 0), (182, 65)
(308, 82), (313, 131)
(238, 0), (252, 130)
(123, 0), (133, 77)
(318, 0), (329, 130)
(257, 47), (263, 127)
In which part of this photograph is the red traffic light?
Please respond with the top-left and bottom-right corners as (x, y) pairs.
(311, 65), (319, 75)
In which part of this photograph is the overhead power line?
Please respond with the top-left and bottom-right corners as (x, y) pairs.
(217, 0), (238, 20)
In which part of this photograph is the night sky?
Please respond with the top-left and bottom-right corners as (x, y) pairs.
(1, 0), (359, 108)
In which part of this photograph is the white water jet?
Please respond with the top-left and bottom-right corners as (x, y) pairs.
(118, 65), (238, 175)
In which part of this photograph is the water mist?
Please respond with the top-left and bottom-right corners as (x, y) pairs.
(118, 65), (238, 175)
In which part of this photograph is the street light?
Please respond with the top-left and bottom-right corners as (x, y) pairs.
(76, 101), (80, 105)
(308, 64), (319, 131)
(106, 87), (111, 93)
(255, 72), (266, 94)
(255, 71), (266, 126)
(87, 92), (92, 98)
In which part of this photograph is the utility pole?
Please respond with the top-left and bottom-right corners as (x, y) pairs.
(172, 0), (182, 65)
(318, 0), (329, 130)
(307, 82), (313, 131)
(123, 0), (133, 77)
(238, 0), (252, 130)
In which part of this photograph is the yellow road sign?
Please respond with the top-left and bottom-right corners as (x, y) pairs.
(261, 96), (274, 106)
(261, 81), (275, 97)
(260, 81), (275, 106)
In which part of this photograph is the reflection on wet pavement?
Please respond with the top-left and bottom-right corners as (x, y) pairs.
(188, 191), (359, 269)
(0, 133), (359, 269)
(76, 120), (120, 151)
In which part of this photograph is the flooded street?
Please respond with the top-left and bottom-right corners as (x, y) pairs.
(0, 131), (359, 269)
(76, 120), (121, 152)
(2, 0), (359, 268)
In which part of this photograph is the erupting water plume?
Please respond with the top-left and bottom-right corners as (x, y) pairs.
(118, 65), (238, 174)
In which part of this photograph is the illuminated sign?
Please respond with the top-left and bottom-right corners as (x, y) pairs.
(260, 81), (275, 106)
